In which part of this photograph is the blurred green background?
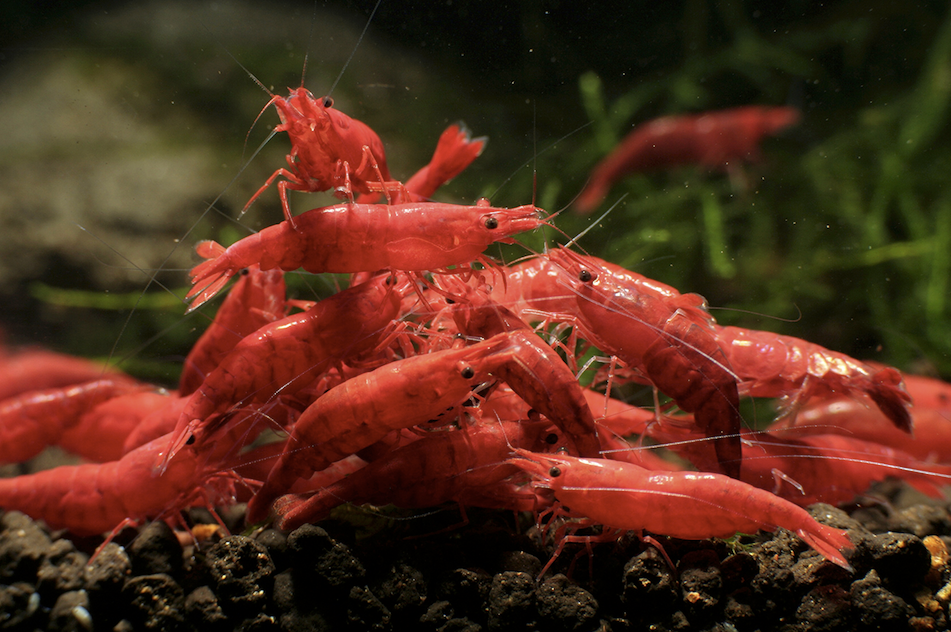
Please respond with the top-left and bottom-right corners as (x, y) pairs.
(1, 0), (949, 385)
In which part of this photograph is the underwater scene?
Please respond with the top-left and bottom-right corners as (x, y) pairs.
(1, 1), (951, 630)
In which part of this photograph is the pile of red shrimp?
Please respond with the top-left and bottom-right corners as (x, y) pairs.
(2, 93), (950, 575)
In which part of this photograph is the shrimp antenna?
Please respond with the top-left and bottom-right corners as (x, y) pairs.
(197, 20), (282, 163)
(563, 194), (628, 250)
(708, 303), (804, 324)
(75, 224), (195, 370)
(298, 0), (322, 88)
(85, 129), (272, 370)
(200, 20), (273, 99)
(489, 120), (593, 201)
(328, 0), (384, 97)
(532, 100), (538, 208)
(74, 224), (255, 371)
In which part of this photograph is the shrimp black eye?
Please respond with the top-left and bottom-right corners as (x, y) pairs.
(445, 298), (456, 304)
(484, 216), (499, 230)
(545, 433), (558, 445)
(322, 96), (334, 108)
(460, 365), (475, 379)
(549, 466), (562, 477)
(385, 274), (397, 286)
(185, 434), (196, 446)
(240, 268), (250, 276)
(578, 269), (593, 283)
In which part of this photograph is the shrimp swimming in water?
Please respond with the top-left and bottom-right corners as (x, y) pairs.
(575, 105), (800, 213)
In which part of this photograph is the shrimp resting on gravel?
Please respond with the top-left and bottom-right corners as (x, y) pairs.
(511, 449), (853, 576)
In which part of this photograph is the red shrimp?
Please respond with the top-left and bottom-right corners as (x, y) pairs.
(0, 348), (129, 402)
(58, 389), (175, 462)
(243, 88), (398, 225)
(186, 200), (544, 309)
(245, 333), (519, 522)
(778, 396), (951, 463)
(0, 379), (145, 464)
(714, 325), (912, 432)
(475, 330), (602, 458)
(738, 431), (951, 506)
(248, 327), (593, 523)
(0, 419), (258, 537)
(162, 272), (407, 472)
(511, 449), (853, 571)
(442, 279), (602, 457)
(273, 419), (552, 531)
(541, 247), (743, 479)
(179, 265), (286, 395)
(575, 105), (801, 213)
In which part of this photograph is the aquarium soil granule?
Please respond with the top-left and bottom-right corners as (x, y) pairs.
(0, 486), (949, 631)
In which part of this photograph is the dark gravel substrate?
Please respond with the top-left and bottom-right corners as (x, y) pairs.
(2, 485), (950, 631)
